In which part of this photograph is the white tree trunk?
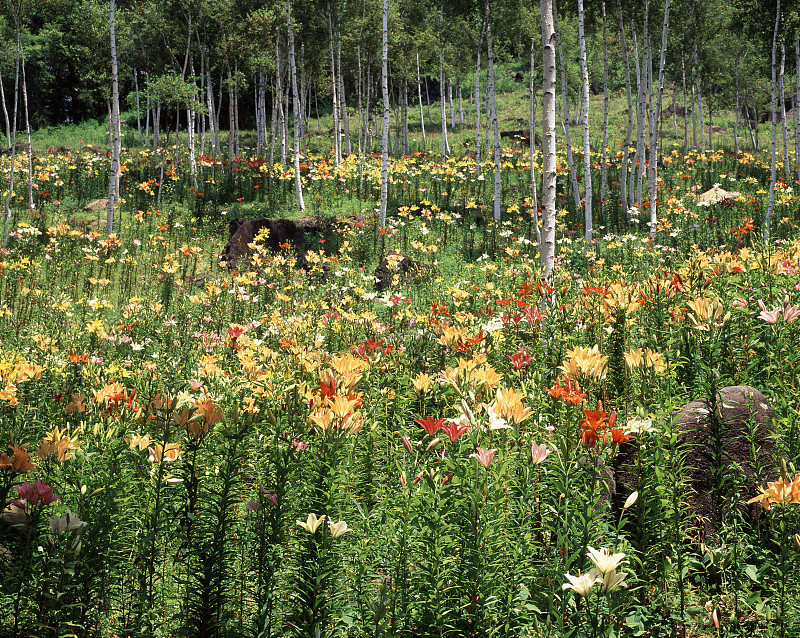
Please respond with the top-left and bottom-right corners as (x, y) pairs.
(486, 1), (501, 222)
(765, 0), (781, 243)
(21, 49), (32, 213)
(474, 19), (485, 167)
(540, 0), (557, 279)
(577, 0), (592, 241)
(648, 0), (670, 238)
(440, 45), (449, 160)
(328, 2), (341, 166)
(3, 29), (20, 248)
(417, 51), (426, 149)
(379, 0), (389, 231)
(287, 0), (305, 211)
(779, 43), (789, 179)
(530, 37), (540, 246)
(618, 3), (633, 221)
(795, 38), (799, 183)
(107, 0), (120, 234)
(600, 0), (609, 214)
(553, 0), (582, 213)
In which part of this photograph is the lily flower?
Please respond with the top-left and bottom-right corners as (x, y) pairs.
(562, 570), (601, 596)
(296, 513), (326, 534)
(327, 519), (352, 538)
(531, 442), (553, 465)
(587, 546), (626, 574)
(470, 447), (497, 469)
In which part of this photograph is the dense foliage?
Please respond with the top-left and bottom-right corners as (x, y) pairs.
(0, 68), (798, 637)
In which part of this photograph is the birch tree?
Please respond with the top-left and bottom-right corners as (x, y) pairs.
(577, 0), (592, 240)
(764, 0), (781, 243)
(647, 0), (670, 238)
(107, 0), (120, 234)
(286, 0), (304, 211)
(379, 0), (389, 231)
(540, 0), (556, 279)
(486, 0), (502, 222)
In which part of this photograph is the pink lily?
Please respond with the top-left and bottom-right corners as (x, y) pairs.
(470, 447), (497, 469)
(531, 442), (553, 465)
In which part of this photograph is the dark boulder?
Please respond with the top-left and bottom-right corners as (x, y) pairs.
(374, 251), (434, 292)
(661, 103), (686, 118)
(612, 385), (779, 540)
(221, 217), (329, 271)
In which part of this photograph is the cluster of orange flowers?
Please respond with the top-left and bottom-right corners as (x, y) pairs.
(580, 402), (630, 449)
(544, 378), (587, 405)
(747, 475), (800, 510)
(307, 354), (366, 435)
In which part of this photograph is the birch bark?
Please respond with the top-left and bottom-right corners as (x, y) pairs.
(287, 0), (305, 211)
(107, 0), (120, 234)
(540, 0), (557, 279)
(764, 0), (781, 243)
(379, 0), (389, 232)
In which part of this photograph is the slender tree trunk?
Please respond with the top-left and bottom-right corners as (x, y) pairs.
(795, 38), (799, 183)
(328, 1), (341, 166)
(21, 50), (32, 213)
(458, 85), (463, 125)
(553, 0), (582, 213)
(227, 62), (235, 160)
(541, 0), (557, 279)
(648, 0), (670, 238)
(287, 0), (305, 211)
(3, 28), (20, 248)
(577, 0), (592, 241)
(474, 19), (485, 166)
(618, 3), (633, 222)
(417, 51), (426, 149)
(206, 65), (218, 158)
(681, 53), (688, 153)
(734, 53), (742, 155)
(779, 43), (789, 179)
(486, 0), (501, 222)
(0, 66), (9, 149)
(448, 80), (454, 130)
(529, 37), (540, 246)
(134, 69), (141, 145)
(107, 0), (120, 234)
(600, 0), (609, 216)
(439, 40), (449, 159)
(402, 77), (409, 155)
(276, 41), (287, 169)
(234, 62), (240, 156)
(337, 27), (351, 155)
(632, 25), (643, 207)
(379, 0), (389, 232)
(269, 75), (277, 167)
(765, 0), (780, 243)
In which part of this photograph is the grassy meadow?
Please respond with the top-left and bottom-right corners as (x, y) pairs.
(0, 80), (799, 638)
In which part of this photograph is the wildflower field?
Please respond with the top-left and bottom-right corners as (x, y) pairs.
(1, 112), (800, 638)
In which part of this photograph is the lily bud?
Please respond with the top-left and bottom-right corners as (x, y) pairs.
(425, 437), (441, 453)
(623, 491), (639, 510)
(401, 435), (413, 454)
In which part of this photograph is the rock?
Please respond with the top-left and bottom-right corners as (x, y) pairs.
(83, 199), (110, 213)
(711, 125), (727, 135)
(220, 217), (329, 271)
(696, 186), (740, 205)
(661, 104), (686, 118)
(1, 142), (29, 156)
(374, 251), (433, 292)
(499, 130), (542, 146)
(612, 385), (779, 540)
(83, 145), (104, 154)
(84, 201), (109, 215)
